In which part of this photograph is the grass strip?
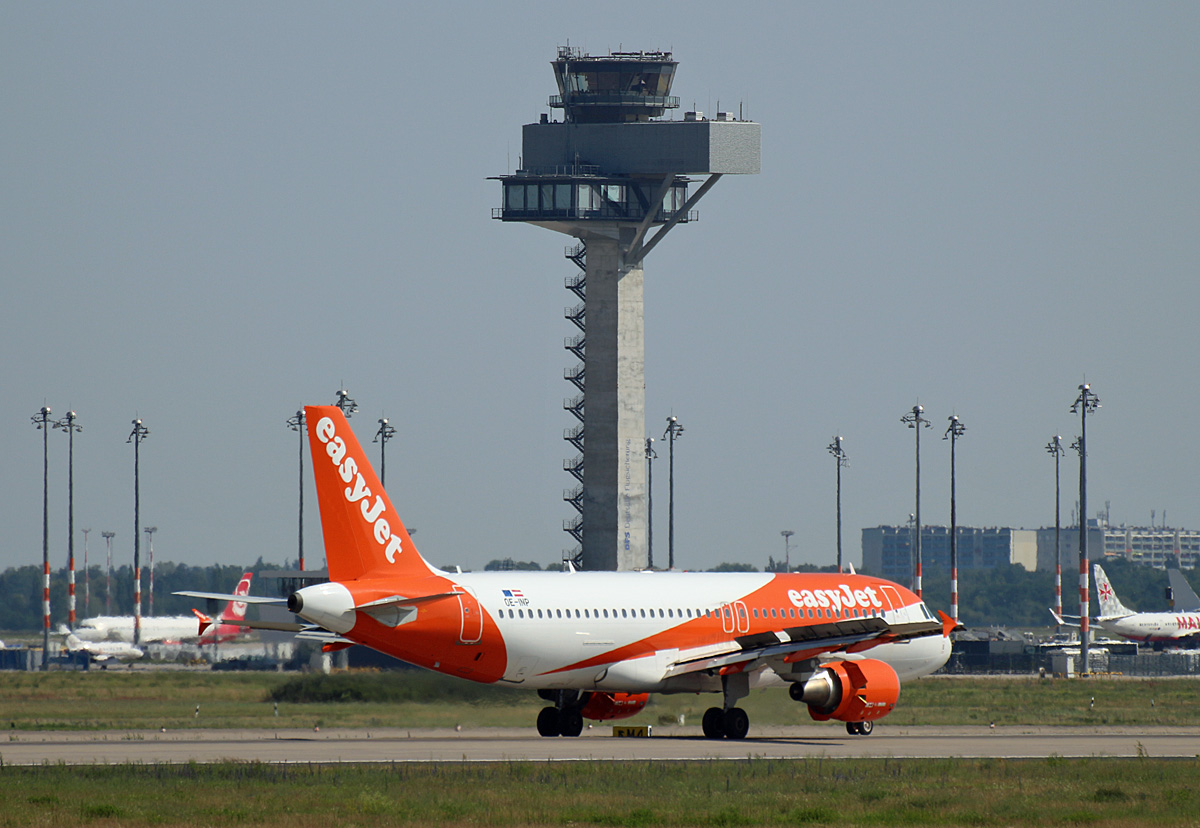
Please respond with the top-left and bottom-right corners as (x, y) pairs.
(1, 758), (1197, 827)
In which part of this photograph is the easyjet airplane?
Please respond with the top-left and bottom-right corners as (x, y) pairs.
(181, 406), (952, 739)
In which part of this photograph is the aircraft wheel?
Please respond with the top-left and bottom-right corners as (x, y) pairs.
(701, 707), (725, 739)
(788, 682), (805, 702)
(559, 708), (584, 737)
(846, 721), (860, 736)
(536, 706), (561, 737)
(722, 707), (750, 740)
(858, 720), (873, 736)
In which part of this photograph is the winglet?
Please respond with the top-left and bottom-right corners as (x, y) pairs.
(937, 609), (956, 638)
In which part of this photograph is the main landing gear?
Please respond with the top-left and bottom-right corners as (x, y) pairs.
(702, 671), (751, 740)
(846, 720), (874, 736)
(535, 690), (585, 737)
(701, 706), (749, 739)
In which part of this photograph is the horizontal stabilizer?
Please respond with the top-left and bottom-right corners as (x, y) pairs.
(354, 592), (462, 611)
(211, 616), (307, 633)
(174, 590), (286, 604)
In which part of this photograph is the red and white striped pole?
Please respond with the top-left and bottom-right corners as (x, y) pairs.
(1047, 436), (1065, 623)
(32, 406), (53, 669)
(145, 527), (156, 617)
(43, 558), (51, 651)
(946, 415), (966, 624)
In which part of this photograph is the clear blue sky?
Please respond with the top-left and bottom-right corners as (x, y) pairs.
(4, 3), (1198, 578)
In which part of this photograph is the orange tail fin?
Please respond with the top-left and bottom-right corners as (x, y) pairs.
(305, 405), (435, 582)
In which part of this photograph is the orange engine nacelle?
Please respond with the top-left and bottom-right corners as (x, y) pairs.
(799, 658), (900, 723)
(579, 692), (650, 722)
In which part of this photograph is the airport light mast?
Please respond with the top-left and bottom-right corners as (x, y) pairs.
(334, 387), (358, 418)
(81, 528), (91, 617)
(645, 438), (656, 568)
(1046, 435), (1066, 622)
(495, 48), (760, 570)
(664, 415), (685, 570)
(144, 526), (157, 617)
(1070, 383), (1100, 675)
(102, 531), (115, 614)
(901, 405), (931, 597)
(54, 410), (82, 631)
(374, 417), (397, 488)
(128, 418), (149, 646)
(780, 530), (795, 573)
(944, 416), (966, 624)
(31, 405), (52, 669)
(286, 410), (306, 571)
(827, 436), (848, 573)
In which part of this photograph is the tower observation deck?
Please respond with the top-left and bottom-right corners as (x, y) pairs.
(494, 47), (760, 571)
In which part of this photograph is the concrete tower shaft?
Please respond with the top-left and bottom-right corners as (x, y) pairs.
(495, 49), (759, 571)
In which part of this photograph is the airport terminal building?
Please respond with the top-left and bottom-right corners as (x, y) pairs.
(863, 522), (1200, 582)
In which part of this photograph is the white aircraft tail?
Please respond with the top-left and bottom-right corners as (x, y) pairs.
(1093, 564), (1133, 619)
(1167, 569), (1200, 612)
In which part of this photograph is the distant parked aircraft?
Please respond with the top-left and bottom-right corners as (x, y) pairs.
(1051, 565), (1200, 648)
(69, 572), (253, 645)
(63, 633), (143, 663)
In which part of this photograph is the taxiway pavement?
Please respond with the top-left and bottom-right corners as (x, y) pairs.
(0, 725), (1195, 765)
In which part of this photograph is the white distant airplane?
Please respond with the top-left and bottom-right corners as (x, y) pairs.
(69, 572), (254, 645)
(180, 406), (953, 739)
(1051, 564), (1200, 648)
(63, 633), (144, 663)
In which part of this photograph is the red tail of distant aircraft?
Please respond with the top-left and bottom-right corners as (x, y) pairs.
(192, 572), (253, 645)
(183, 406), (952, 738)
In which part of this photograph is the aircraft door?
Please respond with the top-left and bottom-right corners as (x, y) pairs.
(720, 604), (735, 634)
(457, 588), (483, 645)
(734, 601), (750, 634)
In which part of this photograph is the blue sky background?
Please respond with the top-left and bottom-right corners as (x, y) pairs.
(3, 3), (1197, 577)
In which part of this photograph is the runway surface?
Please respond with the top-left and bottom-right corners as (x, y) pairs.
(0, 725), (1195, 765)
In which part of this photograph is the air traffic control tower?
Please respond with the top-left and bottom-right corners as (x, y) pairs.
(494, 48), (760, 571)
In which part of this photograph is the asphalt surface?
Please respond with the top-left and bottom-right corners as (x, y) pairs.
(0, 725), (1195, 765)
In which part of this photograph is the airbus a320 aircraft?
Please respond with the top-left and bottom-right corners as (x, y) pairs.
(181, 406), (952, 739)
(71, 572), (254, 645)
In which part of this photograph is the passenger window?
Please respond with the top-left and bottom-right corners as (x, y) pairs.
(602, 609), (608, 618)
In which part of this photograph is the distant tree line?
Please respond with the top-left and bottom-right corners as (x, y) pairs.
(0, 560), (278, 633)
(0, 556), (1193, 633)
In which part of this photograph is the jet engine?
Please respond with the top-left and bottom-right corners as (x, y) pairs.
(579, 692), (650, 721)
(789, 658), (900, 723)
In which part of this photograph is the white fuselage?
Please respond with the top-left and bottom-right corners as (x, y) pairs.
(392, 570), (951, 691)
(1099, 611), (1200, 644)
(72, 615), (199, 644)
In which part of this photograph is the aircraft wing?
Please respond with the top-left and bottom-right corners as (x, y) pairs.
(663, 615), (947, 678)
